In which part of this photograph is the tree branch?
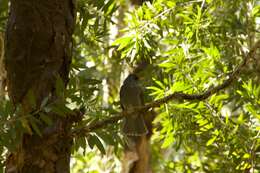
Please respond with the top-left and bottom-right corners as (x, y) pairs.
(71, 40), (260, 137)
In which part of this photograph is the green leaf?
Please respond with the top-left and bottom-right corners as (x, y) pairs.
(40, 96), (49, 109)
(88, 134), (106, 155)
(166, 1), (176, 8)
(97, 131), (116, 145)
(30, 117), (42, 137)
(112, 36), (134, 50)
(20, 117), (32, 135)
(162, 135), (174, 148)
(206, 136), (217, 146)
(51, 103), (72, 117)
(39, 113), (53, 125)
(51, 106), (66, 117)
(252, 5), (260, 17)
(78, 137), (87, 154)
(2, 100), (13, 118)
(159, 61), (175, 69)
(245, 104), (260, 119)
(102, 0), (114, 13)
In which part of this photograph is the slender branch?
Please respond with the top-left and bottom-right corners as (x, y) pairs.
(71, 40), (260, 137)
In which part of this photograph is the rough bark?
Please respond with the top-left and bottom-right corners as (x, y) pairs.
(0, 32), (6, 97)
(5, 0), (75, 172)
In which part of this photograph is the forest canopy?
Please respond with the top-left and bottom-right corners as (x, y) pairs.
(0, 0), (260, 172)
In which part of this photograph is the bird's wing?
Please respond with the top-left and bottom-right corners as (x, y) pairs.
(120, 84), (127, 110)
(139, 86), (145, 106)
(120, 82), (143, 109)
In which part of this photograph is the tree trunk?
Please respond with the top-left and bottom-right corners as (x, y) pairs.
(5, 0), (75, 172)
(0, 32), (6, 97)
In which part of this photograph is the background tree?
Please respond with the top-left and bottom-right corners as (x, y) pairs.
(0, 0), (260, 173)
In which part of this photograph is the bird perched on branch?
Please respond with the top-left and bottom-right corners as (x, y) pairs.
(120, 74), (148, 136)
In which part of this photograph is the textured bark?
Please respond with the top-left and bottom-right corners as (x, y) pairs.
(5, 0), (75, 172)
(0, 32), (6, 97)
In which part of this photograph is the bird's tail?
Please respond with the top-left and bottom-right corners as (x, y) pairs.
(122, 114), (148, 136)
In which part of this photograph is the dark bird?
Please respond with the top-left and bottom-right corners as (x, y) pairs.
(120, 74), (148, 136)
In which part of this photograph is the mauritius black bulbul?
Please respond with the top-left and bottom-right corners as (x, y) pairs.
(120, 74), (148, 136)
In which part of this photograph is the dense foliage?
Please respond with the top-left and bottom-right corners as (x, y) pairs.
(0, 0), (260, 172)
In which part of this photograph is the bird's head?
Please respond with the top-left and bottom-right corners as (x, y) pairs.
(123, 74), (139, 84)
